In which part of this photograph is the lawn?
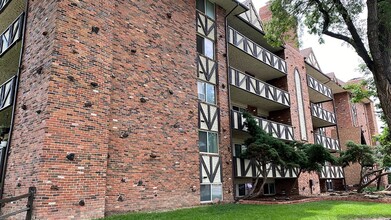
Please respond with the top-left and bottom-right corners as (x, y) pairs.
(103, 201), (391, 220)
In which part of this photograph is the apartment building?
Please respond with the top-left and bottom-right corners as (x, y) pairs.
(0, 0), (378, 218)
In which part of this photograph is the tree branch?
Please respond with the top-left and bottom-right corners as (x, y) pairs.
(312, 0), (374, 71)
(331, 0), (374, 70)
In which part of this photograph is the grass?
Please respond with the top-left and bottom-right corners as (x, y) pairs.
(103, 201), (391, 220)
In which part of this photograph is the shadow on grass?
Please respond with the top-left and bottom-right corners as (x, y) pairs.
(102, 201), (391, 220)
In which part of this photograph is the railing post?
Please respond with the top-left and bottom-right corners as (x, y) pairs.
(25, 187), (36, 220)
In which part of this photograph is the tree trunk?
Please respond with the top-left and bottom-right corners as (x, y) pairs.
(376, 170), (383, 190)
(357, 171), (391, 193)
(367, 0), (391, 129)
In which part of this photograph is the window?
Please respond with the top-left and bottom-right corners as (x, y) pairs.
(197, 35), (214, 59)
(236, 183), (252, 197)
(234, 144), (247, 157)
(199, 131), (218, 154)
(351, 103), (358, 127)
(201, 184), (222, 202)
(263, 182), (276, 195)
(295, 69), (308, 141)
(198, 81), (216, 104)
(196, 0), (215, 19)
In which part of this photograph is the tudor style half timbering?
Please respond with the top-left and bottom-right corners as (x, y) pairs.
(196, 0), (223, 203)
(229, 68), (290, 107)
(0, 0), (382, 218)
(231, 110), (294, 141)
(0, 14), (24, 56)
(0, 0), (10, 12)
(228, 27), (287, 75)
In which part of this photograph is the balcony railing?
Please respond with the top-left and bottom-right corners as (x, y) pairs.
(228, 27), (287, 74)
(314, 134), (340, 151)
(234, 158), (299, 178)
(307, 75), (333, 99)
(0, 0), (10, 13)
(229, 68), (290, 107)
(0, 13), (24, 56)
(196, 11), (215, 41)
(320, 165), (344, 179)
(0, 76), (16, 111)
(231, 110), (294, 141)
(311, 104), (336, 125)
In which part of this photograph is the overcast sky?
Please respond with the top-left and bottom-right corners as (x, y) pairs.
(250, 0), (364, 82)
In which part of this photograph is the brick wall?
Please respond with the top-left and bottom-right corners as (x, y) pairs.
(105, 0), (200, 215)
(215, 6), (234, 203)
(3, 0), (57, 218)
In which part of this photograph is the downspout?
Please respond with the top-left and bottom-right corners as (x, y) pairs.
(224, 2), (239, 200)
(0, 0), (30, 200)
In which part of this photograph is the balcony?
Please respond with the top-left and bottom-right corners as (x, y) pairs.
(0, 13), (24, 57)
(231, 110), (294, 141)
(314, 134), (340, 151)
(0, 0), (10, 12)
(307, 75), (333, 102)
(228, 27), (287, 81)
(311, 104), (336, 128)
(319, 165), (344, 179)
(0, 76), (15, 111)
(233, 158), (299, 178)
(229, 68), (290, 111)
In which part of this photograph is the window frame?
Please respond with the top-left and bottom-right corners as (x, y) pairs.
(196, 0), (215, 20)
(263, 182), (276, 195)
(197, 80), (216, 105)
(198, 130), (219, 154)
(196, 35), (215, 60)
(200, 183), (223, 202)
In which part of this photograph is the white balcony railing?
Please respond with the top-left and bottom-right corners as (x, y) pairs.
(234, 158), (299, 178)
(0, 0), (10, 12)
(320, 165), (344, 179)
(231, 110), (294, 141)
(0, 76), (16, 111)
(314, 134), (340, 151)
(229, 68), (290, 107)
(311, 104), (336, 124)
(228, 27), (287, 74)
(307, 75), (333, 100)
(0, 13), (24, 56)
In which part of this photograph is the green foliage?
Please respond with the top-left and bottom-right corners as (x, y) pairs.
(242, 112), (297, 167)
(296, 142), (337, 172)
(340, 141), (375, 167)
(242, 112), (335, 172)
(343, 80), (377, 103)
(266, 0), (365, 47)
(102, 202), (391, 220)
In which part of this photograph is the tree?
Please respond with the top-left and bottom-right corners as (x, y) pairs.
(241, 112), (301, 198)
(265, 0), (391, 131)
(288, 142), (337, 195)
(340, 141), (391, 192)
(241, 112), (336, 198)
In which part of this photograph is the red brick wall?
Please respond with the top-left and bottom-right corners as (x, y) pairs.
(105, 0), (200, 215)
(284, 44), (320, 195)
(3, 0), (57, 218)
(216, 6), (234, 203)
(5, 0), (204, 218)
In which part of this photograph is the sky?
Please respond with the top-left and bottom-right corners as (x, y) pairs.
(250, 0), (364, 82)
